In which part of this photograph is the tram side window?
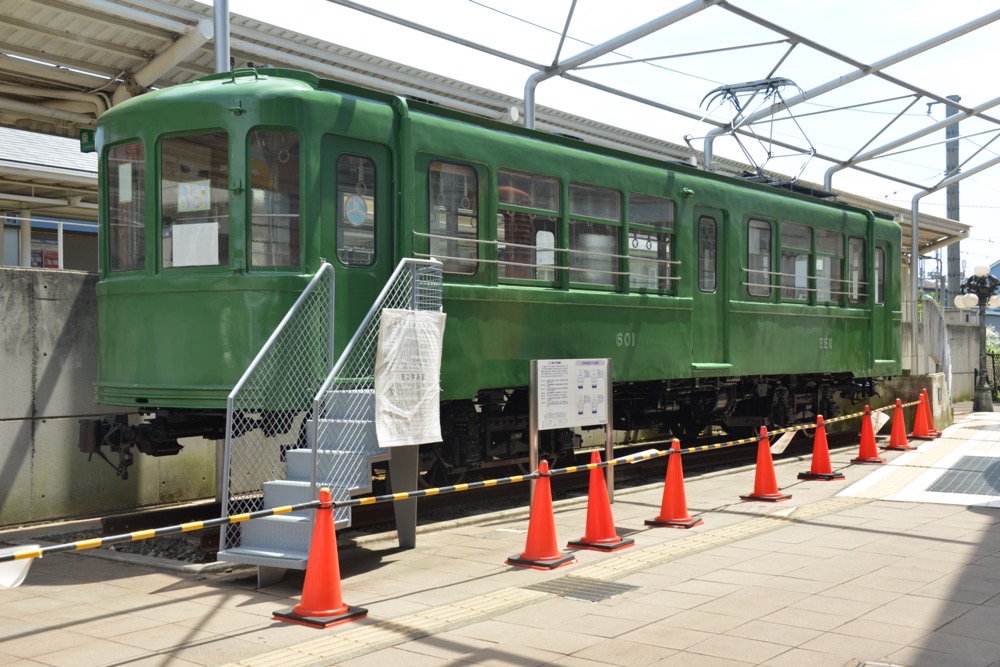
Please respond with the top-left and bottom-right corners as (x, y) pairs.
(497, 168), (559, 281)
(569, 182), (621, 288)
(336, 154), (376, 267)
(848, 237), (865, 303)
(161, 132), (229, 268)
(698, 216), (717, 292)
(429, 161), (479, 274)
(781, 222), (811, 301)
(816, 229), (843, 303)
(628, 193), (674, 293)
(875, 247), (885, 305)
(250, 130), (300, 267)
(747, 218), (771, 297)
(108, 141), (145, 272)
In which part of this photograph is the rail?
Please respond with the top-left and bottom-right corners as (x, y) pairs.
(1, 397), (924, 572)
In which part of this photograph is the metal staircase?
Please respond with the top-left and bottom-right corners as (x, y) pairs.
(216, 259), (444, 586)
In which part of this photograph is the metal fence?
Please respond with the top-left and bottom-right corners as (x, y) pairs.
(219, 259), (443, 552)
(220, 264), (334, 551)
(311, 259), (444, 489)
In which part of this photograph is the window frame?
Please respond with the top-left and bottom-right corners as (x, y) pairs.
(698, 215), (717, 293)
(159, 130), (231, 271)
(248, 128), (302, 270)
(627, 192), (675, 295)
(496, 167), (563, 287)
(848, 236), (866, 305)
(747, 217), (772, 297)
(567, 181), (622, 290)
(106, 139), (146, 274)
(427, 159), (481, 276)
(815, 228), (844, 305)
(335, 152), (378, 268)
(780, 221), (812, 303)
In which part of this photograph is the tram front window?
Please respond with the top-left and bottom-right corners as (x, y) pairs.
(161, 132), (230, 268)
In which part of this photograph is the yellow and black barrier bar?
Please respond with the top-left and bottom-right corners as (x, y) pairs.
(0, 499), (323, 564)
(345, 448), (657, 507)
(0, 397), (926, 566)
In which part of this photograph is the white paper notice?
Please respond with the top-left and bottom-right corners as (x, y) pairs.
(374, 309), (446, 448)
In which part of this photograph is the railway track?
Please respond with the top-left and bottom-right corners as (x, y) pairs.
(95, 428), (862, 558)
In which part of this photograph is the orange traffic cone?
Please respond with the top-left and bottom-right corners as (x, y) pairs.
(909, 391), (939, 440)
(568, 451), (635, 550)
(851, 406), (884, 464)
(921, 389), (943, 437)
(884, 398), (915, 451)
(507, 460), (576, 570)
(646, 439), (703, 529)
(798, 416), (845, 481)
(274, 488), (368, 628)
(740, 427), (791, 502)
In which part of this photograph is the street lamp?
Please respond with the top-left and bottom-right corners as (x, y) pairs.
(954, 265), (1000, 412)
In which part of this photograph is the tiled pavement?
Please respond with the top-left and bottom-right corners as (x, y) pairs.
(3, 404), (1000, 666)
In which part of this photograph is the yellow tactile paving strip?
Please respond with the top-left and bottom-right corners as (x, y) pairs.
(837, 433), (969, 501)
(227, 588), (553, 666)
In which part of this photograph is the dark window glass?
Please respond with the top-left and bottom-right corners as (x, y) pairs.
(628, 193), (674, 229)
(161, 132), (229, 268)
(848, 237), (865, 303)
(816, 229), (843, 303)
(781, 222), (810, 301)
(108, 141), (145, 272)
(570, 182), (620, 221)
(429, 161), (478, 275)
(250, 130), (300, 267)
(498, 168), (558, 212)
(748, 218), (771, 296)
(569, 219), (618, 286)
(497, 211), (557, 281)
(876, 247), (885, 305)
(698, 216), (716, 292)
(628, 230), (671, 291)
(336, 154), (376, 267)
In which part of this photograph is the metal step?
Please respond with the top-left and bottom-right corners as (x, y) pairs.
(263, 480), (352, 524)
(311, 417), (383, 460)
(284, 449), (372, 494)
(216, 546), (309, 571)
(322, 388), (375, 420)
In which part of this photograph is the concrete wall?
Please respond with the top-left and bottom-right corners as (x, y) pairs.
(0, 267), (215, 528)
(877, 373), (952, 434)
(947, 312), (980, 403)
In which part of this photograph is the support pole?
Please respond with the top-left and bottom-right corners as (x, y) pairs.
(214, 0), (230, 73)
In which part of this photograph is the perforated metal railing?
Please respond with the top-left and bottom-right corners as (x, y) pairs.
(219, 259), (443, 552)
(220, 263), (335, 551)
(311, 259), (444, 489)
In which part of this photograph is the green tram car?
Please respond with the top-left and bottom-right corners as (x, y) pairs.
(86, 68), (901, 479)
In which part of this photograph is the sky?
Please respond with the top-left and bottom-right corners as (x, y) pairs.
(202, 0), (1000, 275)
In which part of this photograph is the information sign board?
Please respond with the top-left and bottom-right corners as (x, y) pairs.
(534, 358), (609, 431)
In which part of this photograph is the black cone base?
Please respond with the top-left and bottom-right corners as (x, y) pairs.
(505, 553), (576, 570)
(567, 537), (635, 551)
(273, 605), (368, 629)
(797, 471), (846, 481)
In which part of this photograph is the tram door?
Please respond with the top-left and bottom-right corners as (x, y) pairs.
(321, 136), (393, 338)
(690, 207), (728, 368)
(872, 243), (894, 362)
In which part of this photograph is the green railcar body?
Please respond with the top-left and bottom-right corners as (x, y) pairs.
(93, 68), (901, 462)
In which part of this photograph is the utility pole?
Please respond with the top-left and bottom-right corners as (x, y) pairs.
(946, 94), (962, 306)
